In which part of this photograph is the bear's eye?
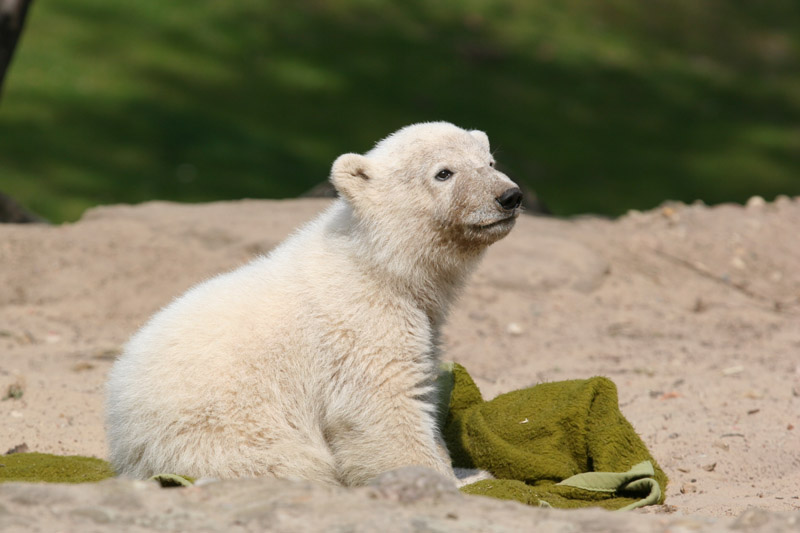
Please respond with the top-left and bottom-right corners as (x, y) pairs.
(489, 161), (495, 167)
(435, 169), (453, 181)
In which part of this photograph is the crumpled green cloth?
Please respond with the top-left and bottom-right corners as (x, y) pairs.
(438, 362), (667, 510)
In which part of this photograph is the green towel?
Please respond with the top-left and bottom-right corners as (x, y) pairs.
(440, 362), (667, 510)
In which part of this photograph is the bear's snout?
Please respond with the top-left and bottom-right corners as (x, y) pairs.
(495, 188), (523, 212)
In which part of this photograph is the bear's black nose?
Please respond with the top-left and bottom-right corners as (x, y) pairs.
(496, 188), (522, 211)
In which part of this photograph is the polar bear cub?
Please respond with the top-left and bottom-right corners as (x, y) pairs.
(106, 122), (522, 485)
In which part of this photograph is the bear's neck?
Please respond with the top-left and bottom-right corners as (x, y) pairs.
(328, 201), (484, 325)
(375, 250), (481, 329)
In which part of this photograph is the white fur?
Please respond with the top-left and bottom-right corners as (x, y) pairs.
(106, 122), (519, 485)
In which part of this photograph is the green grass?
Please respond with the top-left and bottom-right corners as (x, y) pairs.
(1, 0), (799, 222)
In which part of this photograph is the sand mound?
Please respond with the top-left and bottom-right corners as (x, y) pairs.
(1, 197), (798, 525)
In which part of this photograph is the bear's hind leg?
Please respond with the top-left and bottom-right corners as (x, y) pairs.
(323, 401), (456, 486)
(251, 443), (341, 486)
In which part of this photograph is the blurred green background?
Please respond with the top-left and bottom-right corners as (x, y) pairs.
(1, 0), (799, 222)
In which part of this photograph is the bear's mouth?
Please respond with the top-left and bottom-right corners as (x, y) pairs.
(475, 214), (517, 230)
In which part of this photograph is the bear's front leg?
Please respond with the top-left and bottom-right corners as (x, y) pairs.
(323, 390), (456, 486)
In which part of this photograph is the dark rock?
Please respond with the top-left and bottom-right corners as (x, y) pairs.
(0, 192), (47, 224)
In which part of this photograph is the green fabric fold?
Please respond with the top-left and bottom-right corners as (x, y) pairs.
(557, 460), (662, 510)
(0, 452), (114, 483)
(150, 473), (195, 487)
(440, 363), (667, 510)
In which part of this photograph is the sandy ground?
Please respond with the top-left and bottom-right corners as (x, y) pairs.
(0, 197), (798, 518)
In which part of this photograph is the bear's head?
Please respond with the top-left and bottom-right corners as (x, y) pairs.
(331, 122), (521, 257)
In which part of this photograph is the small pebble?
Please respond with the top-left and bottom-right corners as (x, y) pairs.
(468, 311), (488, 322)
(72, 361), (95, 372)
(712, 441), (730, 452)
(693, 298), (707, 313)
(506, 322), (523, 336)
(722, 365), (744, 376)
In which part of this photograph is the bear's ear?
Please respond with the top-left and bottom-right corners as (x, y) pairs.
(330, 153), (373, 203)
(469, 130), (491, 152)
